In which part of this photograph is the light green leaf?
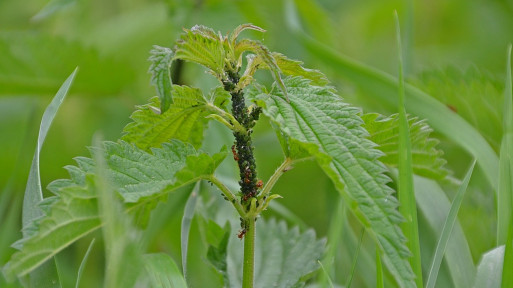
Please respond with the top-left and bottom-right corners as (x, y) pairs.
(142, 253), (187, 288)
(362, 113), (449, 180)
(149, 45), (174, 113)
(247, 76), (414, 287)
(228, 219), (325, 288)
(181, 183), (199, 279)
(122, 85), (209, 150)
(473, 246), (504, 288)
(4, 140), (226, 278)
(174, 25), (225, 77)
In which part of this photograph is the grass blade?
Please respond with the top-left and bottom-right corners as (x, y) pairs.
(317, 261), (335, 288)
(376, 247), (384, 288)
(498, 44), (513, 245)
(500, 44), (513, 288)
(181, 182), (199, 280)
(395, 12), (423, 288)
(426, 160), (476, 288)
(75, 239), (95, 288)
(319, 198), (345, 286)
(22, 68), (77, 287)
(284, 1), (499, 191)
(346, 228), (365, 288)
(414, 175), (476, 287)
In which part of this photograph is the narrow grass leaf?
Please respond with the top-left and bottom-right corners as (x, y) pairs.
(346, 228), (364, 288)
(142, 253), (187, 288)
(181, 182), (199, 280)
(376, 247), (384, 288)
(474, 246), (504, 288)
(500, 44), (513, 288)
(395, 12), (423, 288)
(19, 68), (76, 286)
(284, 1), (499, 190)
(414, 176), (476, 287)
(319, 198), (345, 286)
(75, 238), (95, 288)
(498, 44), (513, 245)
(318, 261), (335, 288)
(426, 160), (476, 288)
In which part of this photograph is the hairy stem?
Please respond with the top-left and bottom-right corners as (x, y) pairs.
(258, 157), (293, 200)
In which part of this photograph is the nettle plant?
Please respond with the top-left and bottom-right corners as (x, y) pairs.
(3, 24), (449, 287)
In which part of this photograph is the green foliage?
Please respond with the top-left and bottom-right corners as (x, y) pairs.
(362, 113), (449, 180)
(174, 25), (226, 77)
(247, 76), (414, 287)
(3, 140), (226, 279)
(148, 45), (174, 113)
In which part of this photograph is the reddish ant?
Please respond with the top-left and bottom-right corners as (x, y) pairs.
(256, 179), (263, 189)
(231, 145), (239, 161)
(237, 228), (246, 239)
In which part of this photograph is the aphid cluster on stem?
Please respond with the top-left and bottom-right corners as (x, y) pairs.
(222, 66), (262, 207)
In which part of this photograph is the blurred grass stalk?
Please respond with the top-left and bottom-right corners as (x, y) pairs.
(395, 11), (422, 288)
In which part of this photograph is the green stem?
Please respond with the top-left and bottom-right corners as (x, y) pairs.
(208, 176), (245, 217)
(242, 216), (256, 288)
(258, 157), (294, 200)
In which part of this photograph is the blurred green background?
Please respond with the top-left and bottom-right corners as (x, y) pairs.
(1, 0), (512, 287)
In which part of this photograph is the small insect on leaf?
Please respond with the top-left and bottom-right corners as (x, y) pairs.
(256, 179), (263, 189)
(231, 145), (239, 161)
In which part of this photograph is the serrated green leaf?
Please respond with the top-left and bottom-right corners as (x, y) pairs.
(4, 140), (226, 278)
(271, 53), (329, 86)
(228, 219), (325, 288)
(142, 253), (187, 288)
(122, 85), (209, 150)
(174, 25), (225, 77)
(362, 113), (449, 180)
(148, 45), (174, 113)
(473, 246), (504, 288)
(247, 76), (414, 287)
